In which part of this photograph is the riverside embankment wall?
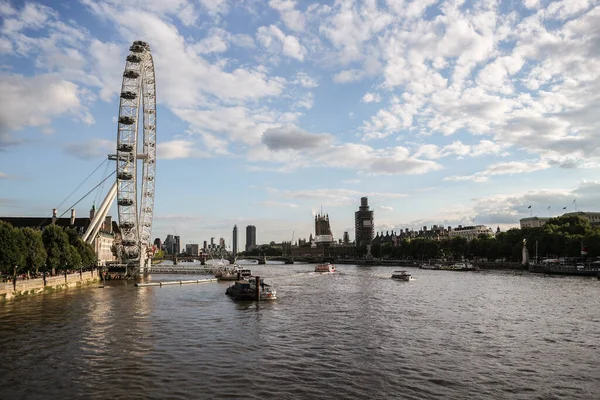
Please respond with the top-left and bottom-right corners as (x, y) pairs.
(0, 270), (100, 302)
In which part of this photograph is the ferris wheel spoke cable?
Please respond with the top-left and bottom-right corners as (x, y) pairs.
(55, 158), (108, 211)
(94, 160), (112, 207)
(57, 171), (116, 219)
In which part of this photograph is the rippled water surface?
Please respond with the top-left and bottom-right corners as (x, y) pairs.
(1, 264), (599, 399)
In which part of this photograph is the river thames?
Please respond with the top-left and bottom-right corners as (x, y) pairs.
(0, 264), (598, 399)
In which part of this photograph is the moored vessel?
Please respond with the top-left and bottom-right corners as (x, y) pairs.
(215, 266), (252, 281)
(225, 276), (277, 301)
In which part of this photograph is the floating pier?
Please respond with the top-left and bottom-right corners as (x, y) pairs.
(135, 278), (217, 287)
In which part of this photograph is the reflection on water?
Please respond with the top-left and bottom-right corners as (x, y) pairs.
(1, 266), (599, 399)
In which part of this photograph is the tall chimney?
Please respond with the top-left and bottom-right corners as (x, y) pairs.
(70, 209), (76, 226)
(52, 208), (57, 224)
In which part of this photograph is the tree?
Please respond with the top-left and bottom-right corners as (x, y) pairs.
(76, 240), (97, 268)
(0, 221), (26, 275)
(66, 245), (82, 269)
(42, 225), (70, 271)
(22, 228), (47, 273)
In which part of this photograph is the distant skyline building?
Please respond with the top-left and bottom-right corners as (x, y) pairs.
(343, 231), (350, 244)
(174, 235), (181, 255)
(232, 225), (238, 257)
(355, 197), (374, 246)
(246, 225), (256, 251)
(185, 243), (199, 256)
(314, 211), (334, 244)
(203, 240), (207, 252)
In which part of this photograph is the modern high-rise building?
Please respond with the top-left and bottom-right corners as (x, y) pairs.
(343, 231), (350, 244)
(203, 240), (207, 252)
(246, 225), (256, 251)
(219, 237), (225, 249)
(174, 235), (181, 255)
(355, 197), (374, 246)
(232, 225), (238, 257)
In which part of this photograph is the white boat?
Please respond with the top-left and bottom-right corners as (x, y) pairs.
(442, 262), (476, 271)
(391, 270), (414, 281)
(315, 263), (336, 273)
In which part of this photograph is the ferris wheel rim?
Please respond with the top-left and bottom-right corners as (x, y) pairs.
(115, 40), (156, 263)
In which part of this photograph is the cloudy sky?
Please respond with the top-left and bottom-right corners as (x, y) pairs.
(1, 0), (600, 248)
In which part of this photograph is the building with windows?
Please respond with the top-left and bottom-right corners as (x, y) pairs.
(185, 243), (199, 256)
(354, 197), (374, 246)
(314, 212), (334, 244)
(520, 217), (550, 229)
(448, 225), (494, 241)
(246, 225), (256, 251)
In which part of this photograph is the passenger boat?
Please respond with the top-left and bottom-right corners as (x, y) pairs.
(440, 263), (476, 271)
(391, 270), (414, 281)
(315, 263), (336, 273)
(215, 266), (252, 281)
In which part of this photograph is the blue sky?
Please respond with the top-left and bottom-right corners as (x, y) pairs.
(1, 0), (600, 248)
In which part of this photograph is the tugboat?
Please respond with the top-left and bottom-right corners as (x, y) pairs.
(225, 276), (277, 301)
(315, 263), (336, 273)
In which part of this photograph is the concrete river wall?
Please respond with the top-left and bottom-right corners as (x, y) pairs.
(0, 270), (100, 302)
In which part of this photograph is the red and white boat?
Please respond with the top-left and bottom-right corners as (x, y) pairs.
(315, 263), (336, 273)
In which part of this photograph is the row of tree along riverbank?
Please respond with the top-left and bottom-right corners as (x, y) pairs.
(0, 221), (97, 281)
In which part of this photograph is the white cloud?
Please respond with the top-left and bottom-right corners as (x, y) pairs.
(333, 69), (364, 83)
(379, 205), (393, 211)
(269, 0), (305, 32)
(445, 160), (551, 183)
(157, 140), (209, 159)
(293, 72), (318, 87)
(362, 92), (381, 103)
(257, 25), (307, 61)
(0, 74), (82, 141)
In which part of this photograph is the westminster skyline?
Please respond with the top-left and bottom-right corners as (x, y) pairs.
(1, 0), (599, 244)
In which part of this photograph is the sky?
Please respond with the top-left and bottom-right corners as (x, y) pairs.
(1, 0), (600, 249)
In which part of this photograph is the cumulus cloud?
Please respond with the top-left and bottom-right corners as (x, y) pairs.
(262, 125), (333, 150)
(0, 74), (82, 141)
(157, 140), (209, 159)
(257, 25), (307, 61)
(445, 160), (552, 183)
(362, 92), (381, 103)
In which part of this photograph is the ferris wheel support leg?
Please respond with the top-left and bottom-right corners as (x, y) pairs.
(83, 182), (118, 243)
